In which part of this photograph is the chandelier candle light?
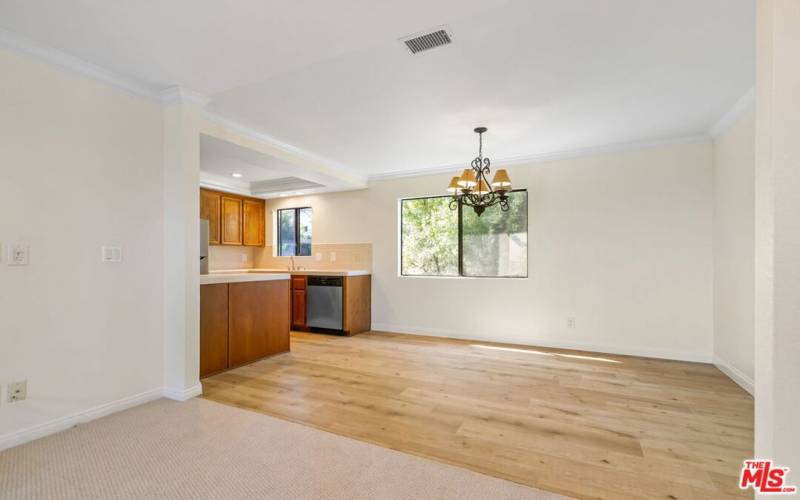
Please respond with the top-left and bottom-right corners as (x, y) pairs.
(447, 127), (512, 216)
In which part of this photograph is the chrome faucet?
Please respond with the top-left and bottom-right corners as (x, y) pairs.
(286, 256), (305, 271)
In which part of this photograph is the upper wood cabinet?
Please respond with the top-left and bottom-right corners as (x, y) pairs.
(221, 196), (243, 245)
(200, 189), (222, 245)
(200, 188), (265, 247)
(242, 198), (265, 246)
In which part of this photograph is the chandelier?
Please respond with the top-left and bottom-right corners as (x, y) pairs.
(447, 127), (512, 216)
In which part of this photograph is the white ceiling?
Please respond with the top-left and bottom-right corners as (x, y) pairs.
(0, 0), (754, 178)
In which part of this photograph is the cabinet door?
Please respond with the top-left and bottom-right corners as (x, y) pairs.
(292, 289), (306, 328)
(200, 284), (228, 377)
(242, 199), (265, 247)
(221, 196), (243, 245)
(199, 189), (221, 245)
(229, 280), (290, 366)
(343, 275), (371, 335)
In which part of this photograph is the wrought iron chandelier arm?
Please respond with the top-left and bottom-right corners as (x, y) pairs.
(449, 127), (512, 216)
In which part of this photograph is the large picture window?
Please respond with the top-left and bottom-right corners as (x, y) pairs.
(277, 207), (312, 256)
(400, 190), (527, 277)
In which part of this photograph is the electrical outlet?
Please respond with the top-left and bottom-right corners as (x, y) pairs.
(7, 243), (29, 266)
(315, 253), (322, 262)
(241, 253), (248, 262)
(567, 317), (576, 329)
(330, 252), (336, 262)
(7, 381), (27, 403)
(101, 246), (123, 263)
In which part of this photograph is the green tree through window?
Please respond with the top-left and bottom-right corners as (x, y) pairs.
(278, 207), (312, 256)
(401, 197), (458, 276)
(400, 191), (527, 277)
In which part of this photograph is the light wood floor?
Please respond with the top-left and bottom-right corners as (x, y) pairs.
(202, 331), (753, 499)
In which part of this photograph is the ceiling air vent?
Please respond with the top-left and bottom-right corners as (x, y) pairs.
(400, 27), (452, 54)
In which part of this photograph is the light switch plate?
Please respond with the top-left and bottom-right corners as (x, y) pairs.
(330, 252), (336, 262)
(7, 243), (29, 266)
(101, 246), (123, 263)
(315, 253), (322, 262)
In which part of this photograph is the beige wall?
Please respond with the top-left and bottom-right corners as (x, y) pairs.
(754, 0), (800, 469)
(267, 141), (714, 361)
(712, 107), (755, 392)
(0, 48), (165, 444)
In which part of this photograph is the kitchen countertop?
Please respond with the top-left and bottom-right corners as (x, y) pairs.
(200, 272), (291, 285)
(211, 269), (371, 277)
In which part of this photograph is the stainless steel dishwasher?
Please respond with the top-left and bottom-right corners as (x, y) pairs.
(306, 276), (343, 333)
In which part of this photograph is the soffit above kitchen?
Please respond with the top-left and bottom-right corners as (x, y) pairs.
(0, 0), (754, 179)
(200, 134), (347, 198)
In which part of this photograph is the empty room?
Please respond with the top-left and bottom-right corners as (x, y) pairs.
(1, 1), (798, 499)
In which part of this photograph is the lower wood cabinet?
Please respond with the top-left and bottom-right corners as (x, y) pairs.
(290, 274), (371, 336)
(343, 275), (371, 335)
(228, 280), (290, 367)
(291, 276), (307, 329)
(200, 283), (229, 377)
(200, 279), (290, 378)
(292, 289), (306, 328)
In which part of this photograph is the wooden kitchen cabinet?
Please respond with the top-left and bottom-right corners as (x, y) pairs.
(290, 274), (371, 335)
(242, 198), (265, 246)
(199, 189), (221, 245)
(292, 290), (306, 328)
(291, 276), (307, 329)
(199, 188), (265, 247)
(200, 283), (229, 377)
(200, 279), (290, 378)
(228, 280), (290, 368)
(221, 196), (243, 245)
(344, 275), (371, 335)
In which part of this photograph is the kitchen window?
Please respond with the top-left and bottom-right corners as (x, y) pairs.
(400, 190), (527, 277)
(277, 207), (312, 256)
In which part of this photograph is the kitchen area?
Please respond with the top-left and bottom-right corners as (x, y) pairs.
(198, 184), (371, 379)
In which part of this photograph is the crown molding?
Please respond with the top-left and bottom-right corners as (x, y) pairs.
(709, 87), (755, 138)
(0, 27), (161, 100)
(368, 134), (710, 181)
(160, 86), (210, 107)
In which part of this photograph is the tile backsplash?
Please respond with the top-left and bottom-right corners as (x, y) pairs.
(254, 243), (372, 271)
(208, 245), (255, 270)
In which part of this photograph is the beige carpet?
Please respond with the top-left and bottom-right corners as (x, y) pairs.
(0, 398), (565, 500)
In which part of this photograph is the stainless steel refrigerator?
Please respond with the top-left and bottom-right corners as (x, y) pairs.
(200, 219), (209, 275)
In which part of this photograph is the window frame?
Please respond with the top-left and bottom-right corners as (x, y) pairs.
(399, 189), (528, 279)
(277, 206), (312, 257)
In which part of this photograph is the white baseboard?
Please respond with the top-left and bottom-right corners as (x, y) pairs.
(0, 387), (163, 452)
(371, 323), (712, 363)
(0, 383), (205, 452)
(713, 355), (755, 395)
(162, 383), (203, 402)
